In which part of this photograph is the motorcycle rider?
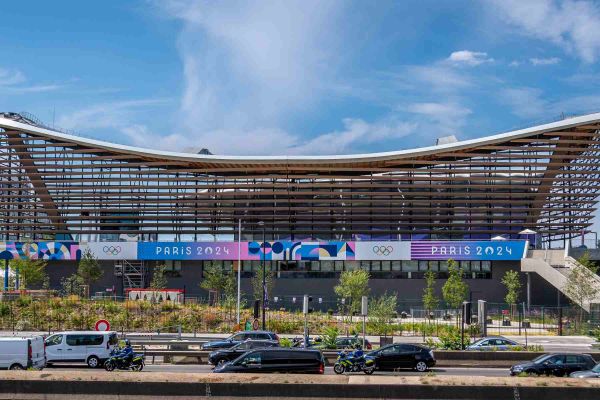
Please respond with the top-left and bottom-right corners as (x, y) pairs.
(116, 339), (134, 365)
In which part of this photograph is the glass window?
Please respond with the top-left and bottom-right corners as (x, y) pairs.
(239, 352), (261, 365)
(381, 261), (392, 271)
(370, 261), (381, 271)
(334, 261), (344, 271)
(231, 333), (245, 341)
(66, 335), (102, 346)
(236, 342), (251, 350)
(321, 261), (334, 272)
(403, 261), (418, 272)
(360, 261), (371, 270)
(482, 261), (491, 272)
(439, 261), (449, 272)
(566, 355), (579, 364)
(108, 333), (118, 346)
(45, 334), (62, 347)
(418, 261), (429, 271)
(391, 261), (402, 271)
(346, 261), (359, 271)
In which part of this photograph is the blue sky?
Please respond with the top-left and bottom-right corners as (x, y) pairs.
(2, 0), (600, 156)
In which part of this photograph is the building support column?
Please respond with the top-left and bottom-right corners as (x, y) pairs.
(526, 272), (531, 311)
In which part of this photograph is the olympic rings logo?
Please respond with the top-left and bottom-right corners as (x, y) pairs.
(372, 245), (393, 256)
(103, 245), (122, 255)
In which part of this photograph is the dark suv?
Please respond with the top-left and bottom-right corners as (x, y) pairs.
(208, 339), (280, 367)
(202, 331), (279, 350)
(213, 348), (325, 374)
(510, 353), (596, 376)
(368, 344), (435, 372)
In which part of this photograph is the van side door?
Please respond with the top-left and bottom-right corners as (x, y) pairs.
(45, 334), (66, 362)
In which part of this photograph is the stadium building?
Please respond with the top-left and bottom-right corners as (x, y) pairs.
(1, 111), (599, 306)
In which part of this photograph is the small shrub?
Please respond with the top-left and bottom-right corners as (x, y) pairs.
(280, 337), (293, 347)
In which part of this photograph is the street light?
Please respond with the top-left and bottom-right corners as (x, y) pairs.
(258, 221), (266, 330)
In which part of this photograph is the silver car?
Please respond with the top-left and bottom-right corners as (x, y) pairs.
(466, 337), (519, 351)
(570, 363), (600, 378)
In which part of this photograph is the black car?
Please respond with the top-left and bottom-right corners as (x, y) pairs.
(510, 353), (596, 376)
(367, 344), (435, 372)
(208, 339), (280, 367)
(213, 348), (325, 374)
(335, 337), (373, 350)
(201, 331), (279, 350)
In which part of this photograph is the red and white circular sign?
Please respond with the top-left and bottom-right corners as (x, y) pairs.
(95, 319), (110, 331)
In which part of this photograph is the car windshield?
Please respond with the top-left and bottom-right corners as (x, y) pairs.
(592, 363), (600, 372)
(532, 354), (552, 364)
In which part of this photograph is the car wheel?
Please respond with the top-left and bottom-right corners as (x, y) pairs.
(217, 359), (227, 367)
(9, 364), (24, 370)
(415, 361), (428, 372)
(87, 356), (100, 368)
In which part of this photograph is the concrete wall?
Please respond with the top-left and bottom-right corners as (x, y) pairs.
(40, 259), (561, 306)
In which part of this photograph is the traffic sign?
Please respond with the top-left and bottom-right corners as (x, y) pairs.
(95, 319), (110, 331)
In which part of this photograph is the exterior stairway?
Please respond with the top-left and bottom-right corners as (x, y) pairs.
(521, 250), (600, 312)
(114, 260), (147, 290)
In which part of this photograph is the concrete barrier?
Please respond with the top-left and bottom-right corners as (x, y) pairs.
(0, 372), (599, 399)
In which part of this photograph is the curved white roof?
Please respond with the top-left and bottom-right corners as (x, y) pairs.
(1, 112), (599, 165)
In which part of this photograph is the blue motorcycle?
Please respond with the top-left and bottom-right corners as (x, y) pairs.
(333, 348), (375, 374)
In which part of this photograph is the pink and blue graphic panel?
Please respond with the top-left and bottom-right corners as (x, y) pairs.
(247, 241), (355, 261)
(411, 241), (527, 260)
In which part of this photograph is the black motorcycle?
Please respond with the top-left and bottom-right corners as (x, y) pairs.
(104, 349), (145, 372)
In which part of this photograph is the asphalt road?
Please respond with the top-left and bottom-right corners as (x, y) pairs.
(47, 363), (511, 377)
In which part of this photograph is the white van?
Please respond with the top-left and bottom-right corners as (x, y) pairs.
(45, 331), (119, 368)
(0, 336), (46, 370)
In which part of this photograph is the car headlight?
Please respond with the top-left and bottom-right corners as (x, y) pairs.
(512, 366), (523, 371)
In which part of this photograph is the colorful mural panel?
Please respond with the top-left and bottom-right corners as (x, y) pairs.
(0, 242), (81, 260)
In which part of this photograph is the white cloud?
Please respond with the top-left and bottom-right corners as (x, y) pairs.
(156, 0), (343, 133)
(492, 0), (600, 63)
(405, 102), (472, 135)
(499, 87), (546, 119)
(1, 84), (63, 94)
(56, 98), (172, 133)
(120, 116), (417, 156)
(530, 57), (561, 65)
(447, 50), (493, 66)
(0, 68), (26, 86)
(509, 60), (521, 67)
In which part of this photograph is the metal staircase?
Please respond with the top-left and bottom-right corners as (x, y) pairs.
(114, 260), (147, 289)
(522, 250), (600, 312)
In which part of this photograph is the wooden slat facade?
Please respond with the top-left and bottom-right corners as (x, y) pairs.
(1, 113), (599, 243)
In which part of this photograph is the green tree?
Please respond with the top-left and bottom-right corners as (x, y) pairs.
(334, 269), (370, 316)
(501, 270), (522, 305)
(201, 262), (237, 306)
(369, 293), (397, 336)
(9, 257), (48, 289)
(150, 264), (169, 290)
(77, 248), (103, 296)
(564, 252), (600, 324)
(251, 264), (275, 301)
(422, 269), (439, 315)
(442, 259), (468, 310)
(60, 273), (85, 296)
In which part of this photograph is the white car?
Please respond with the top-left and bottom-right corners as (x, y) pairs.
(45, 331), (119, 368)
(0, 336), (46, 370)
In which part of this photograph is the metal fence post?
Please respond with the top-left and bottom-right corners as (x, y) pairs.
(558, 307), (563, 336)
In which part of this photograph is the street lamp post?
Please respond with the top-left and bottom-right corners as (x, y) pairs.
(258, 221), (266, 330)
